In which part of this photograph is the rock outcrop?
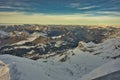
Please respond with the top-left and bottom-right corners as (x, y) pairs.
(0, 61), (10, 80)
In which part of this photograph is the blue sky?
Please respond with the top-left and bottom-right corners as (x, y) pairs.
(0, 0), (120, 25)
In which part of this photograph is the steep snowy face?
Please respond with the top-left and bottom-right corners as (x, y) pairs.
(97, 29), (120, 59)
(76, 36), (120, 59)
(90, 37), (120, 59)
(80, 59), (120, 80)
(0, 61), (10, 80)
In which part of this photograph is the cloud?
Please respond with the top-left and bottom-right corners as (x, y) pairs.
(0, 0), (36, 12)
(77, 6), (98, 10)
(0, 6), (24, 9)
(0, 0), (120, 16)
(69, 3), (81, 8)
(96, 11), (120, 16)
(0, 6), (12, 8)
(0, 11), (120, 25)
(0, 0), (119, 25)
(0, 11), (26, 16)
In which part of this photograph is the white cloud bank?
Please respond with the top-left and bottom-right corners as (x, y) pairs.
(0, 12), (120, 25)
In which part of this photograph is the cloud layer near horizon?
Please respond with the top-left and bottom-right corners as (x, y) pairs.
(0, 0), (120, 25)
(0, 12), (120, 25)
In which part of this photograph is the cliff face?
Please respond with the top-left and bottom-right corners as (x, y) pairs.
(0, 61), (10, 80)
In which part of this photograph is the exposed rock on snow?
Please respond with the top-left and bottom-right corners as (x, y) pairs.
(77, 41), (96, 53)
(0, 61), (10, 80)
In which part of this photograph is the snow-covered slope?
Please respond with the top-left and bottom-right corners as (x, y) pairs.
(80, 58), (120, 80)
(93, 37), (120, 59)
(0, 49), (108, 80)
(77, 37), (120, 59)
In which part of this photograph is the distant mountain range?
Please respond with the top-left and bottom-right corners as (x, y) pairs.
(0, 25), (119, 60)
(0, 25), (120, 80)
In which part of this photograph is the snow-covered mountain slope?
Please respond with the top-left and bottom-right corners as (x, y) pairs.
(76, 37), (120, 59)
(93, 37), (120, 59)
(80, 58), (120, 80)
(0, 49), (109, 80)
